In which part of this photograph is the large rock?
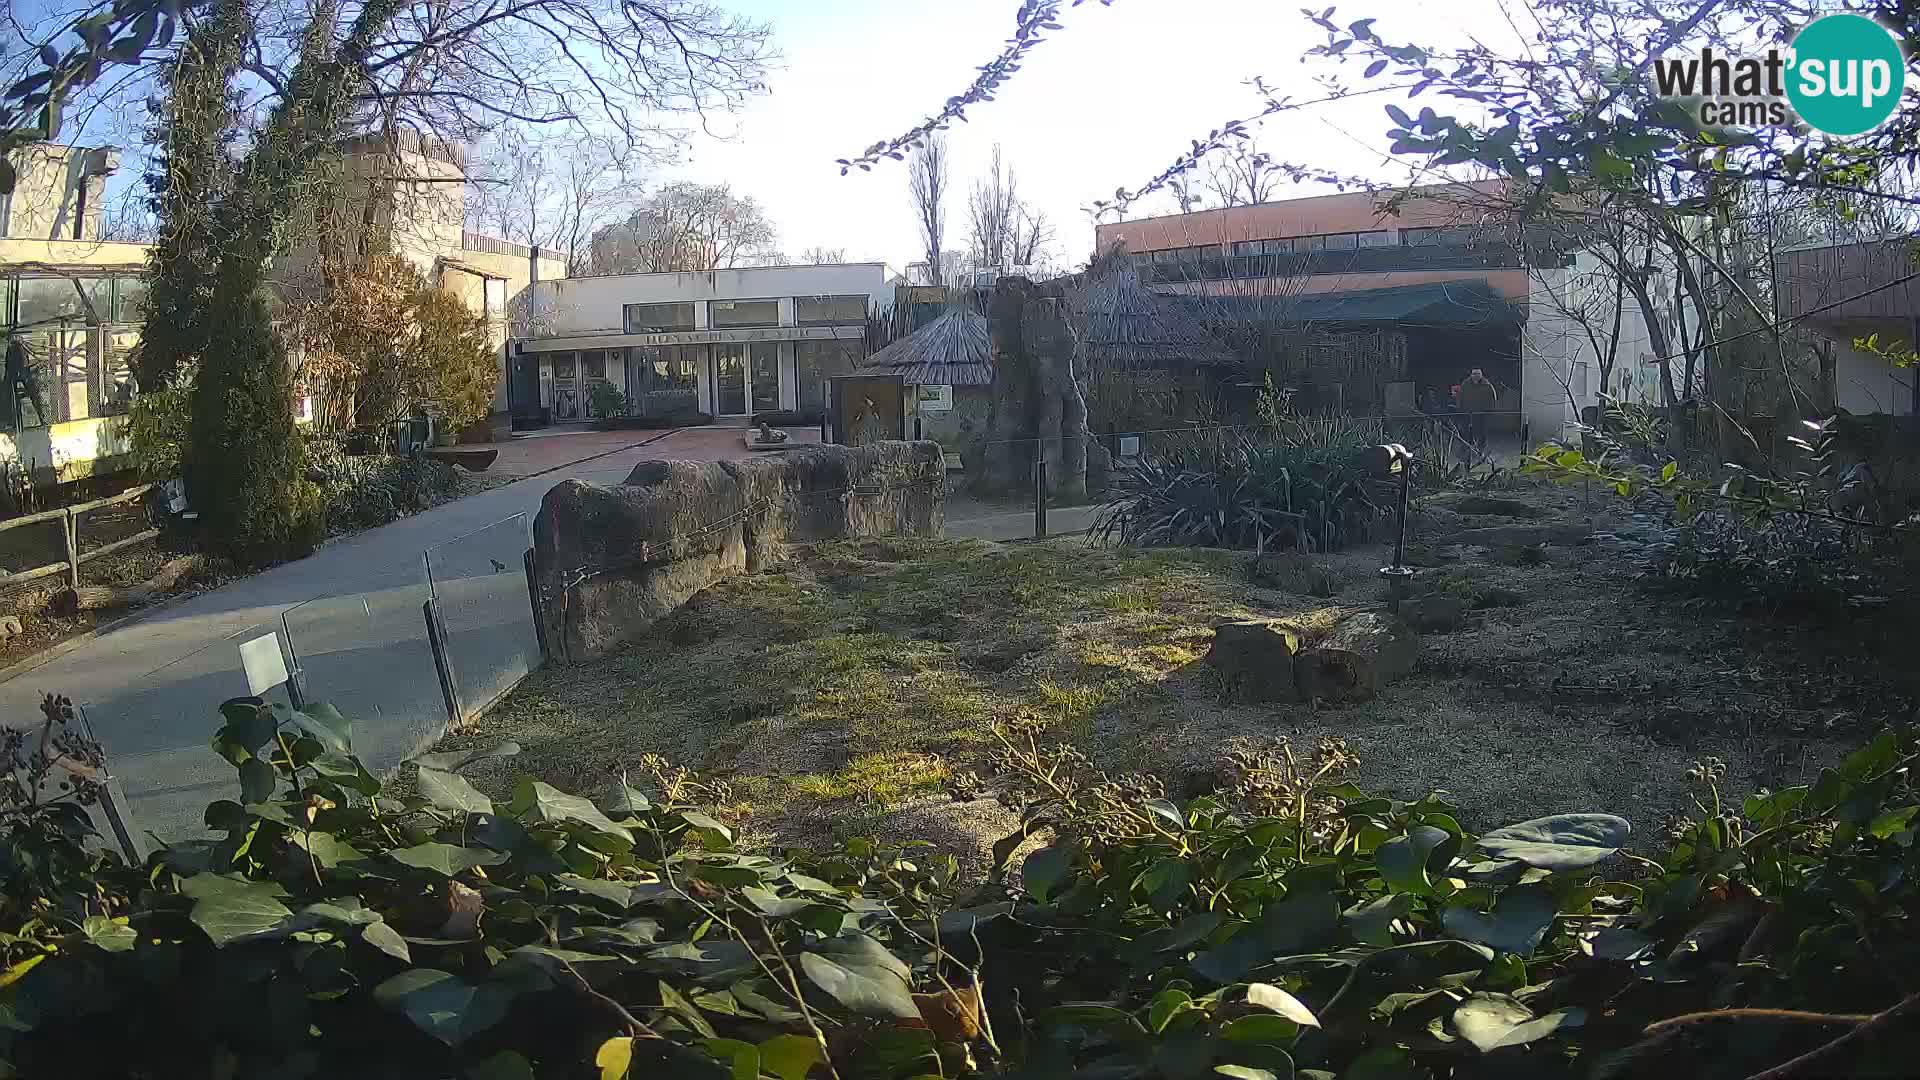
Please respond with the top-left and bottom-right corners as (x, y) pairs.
(536, 442), (946, 662)
(1295, 611), (1419, 704)
(1208, 620), (1302, 703)
(536, 463), (748, 663)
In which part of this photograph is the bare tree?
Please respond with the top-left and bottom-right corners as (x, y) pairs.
(1204, 139), (1281, 207)
(1011, 203), (1053, 269)
(969, 143), (1015, 272)
(1166, 174), (1204, 214)
(907, 133), (949, 285)
(466, 130), (642, 274)
(587, 181), (777, 273)
(800, 246), (848, 264)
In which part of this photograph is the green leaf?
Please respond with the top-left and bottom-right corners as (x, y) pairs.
(1246, 983), (1319, 1027)
(374, 968), (514, 1046)
(1476, 814), (1629, 871)
(1023, 840), (1076, 903)
(679, 810), (734, 843)
(703, 1038), (758, 1080)
(1869, 805), (1918, 840)
(595, 1036), (633, 1080)
(470, 1051), (536, 1080)
(799, 934), (917, 1020)
(1149, 987), (1195, 1033)
(80, 915), (135, 953)
(645, 939), (756, 981)
(1453, 993), (1584, 1052)
(1216, 1068), (1284, 1080)
(1376, 825), (1456, 894)
(602, 780), (652, 817)
(287, 703), (352, 755)
(1441, 884), (1558, 957)
(758, 1034), (824, 1080)
(1343, 894), (1412, 946)
(740, 885), (810, 917)
(659, 980), (717, 1037)
(238, 758), (277, 803)
(1222, 1013), (1300, 1045)
(556, 874), (636, 907)
(1660, 461), (1678, 483)
(361, 920), (411, 963)
(1578, 926), (1656, 961)
(182, 873), (293, 946)
(292, 830), (364, 868)
(1340, 1045), (1421, 1079)
(390, 842), (509, 877)
(418, 767), (494, 815)
(217, 698), (278, 755)
(518, 779), (632, 840)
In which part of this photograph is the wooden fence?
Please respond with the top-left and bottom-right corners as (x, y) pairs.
(0, 483), (158, 593)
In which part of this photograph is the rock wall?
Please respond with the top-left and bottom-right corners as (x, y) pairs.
(533, 441), (945, 662)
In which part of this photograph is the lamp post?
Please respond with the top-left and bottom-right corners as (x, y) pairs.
(1364, 443), (1415, 613)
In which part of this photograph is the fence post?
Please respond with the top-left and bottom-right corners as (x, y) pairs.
(423, 597), (463, 732)
(524, 547), (550, 663)
(1033, 442), (1048, 539)
(62, 508), (79, 590)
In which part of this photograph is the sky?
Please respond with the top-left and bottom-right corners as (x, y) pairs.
(650, 0), (1505, 272)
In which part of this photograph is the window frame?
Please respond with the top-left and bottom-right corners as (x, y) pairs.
(623, 301), (697, 334)
(707, 297), (781, 329)
(794, 294), (868, 326)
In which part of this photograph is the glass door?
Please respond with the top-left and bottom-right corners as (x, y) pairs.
(712, 344), (748, 416)
(750, 343), (780, 414)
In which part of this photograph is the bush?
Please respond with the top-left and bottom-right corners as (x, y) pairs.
(306, 437), (459, 534)
(589, 382), (628, 420)
(125, 360), (197, 480)
(2, 695), (1915, 1079)
(187, 290), (322, 564)
(409, 287), (499, 433)
(1096, 429), (1382, 551)
(1653, 509), (1884, 613)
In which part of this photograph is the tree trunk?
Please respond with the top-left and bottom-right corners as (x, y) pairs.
(1295, 611), (1419, 704)
(57, 555), (203, 613)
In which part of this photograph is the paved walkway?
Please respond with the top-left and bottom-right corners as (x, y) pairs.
(0, 426), (705, 846)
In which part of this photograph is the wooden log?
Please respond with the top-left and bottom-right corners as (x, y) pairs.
(56, 554), (202, 613)
(1208, 619), (1302, 703)
(1295, 611), (1419, 705)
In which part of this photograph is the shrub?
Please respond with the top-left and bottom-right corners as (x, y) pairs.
(589, 381), (628, 420)
(409, 286), (499, 432)
(1096, 430), (1382, 551)
(2, 695), (1914, 1079)
(306, 436), (459, 534)
(1652, 509), (1884, 613)
(125, 360), (197, 480)
(187, 290), (322, 564)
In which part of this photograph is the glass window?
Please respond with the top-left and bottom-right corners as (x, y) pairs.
(1357, 230), (1394, 248)
(709, 298), (780, 328)
(581, 351), (607, 381)
(1262, 238), (1294, 255)
(795, 295), (867, 325)
(15, 276), (91, 327)
(624, 301), (696, 333)
(1304, 235), (1327, 252)
(1323, 232), (1358, 251)
(113, 276), (147, 323)
(796, 340), (860, 413)
(551, 352), (576, 379)
(1231, 241), (1261, 256)
(750, 342), (780, 412)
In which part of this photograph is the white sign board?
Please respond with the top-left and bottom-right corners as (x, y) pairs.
(239, 633), (290, 697)
(916, 384), (954, 412)
(1117, 435), (1143, 460)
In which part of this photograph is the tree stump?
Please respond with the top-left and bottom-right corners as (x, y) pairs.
(1207, 619), (1302, 703)
(1295, 611), (1418, 704)
(57, 555), (203, 613)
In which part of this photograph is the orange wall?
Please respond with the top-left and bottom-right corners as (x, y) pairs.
(1094, 180), (1510, 253)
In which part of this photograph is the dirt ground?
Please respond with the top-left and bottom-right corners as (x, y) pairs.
(438, 478), (1916, 868)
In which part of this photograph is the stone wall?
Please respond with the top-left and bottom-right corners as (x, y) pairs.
(532, 441), (945, 662)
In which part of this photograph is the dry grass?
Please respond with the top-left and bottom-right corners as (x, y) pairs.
(438, 482), (1912, 866)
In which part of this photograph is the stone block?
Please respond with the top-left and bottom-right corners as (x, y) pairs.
(1207, 619), (1303, 703)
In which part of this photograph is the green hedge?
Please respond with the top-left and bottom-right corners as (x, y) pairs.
(0, 696), (1913, 1078)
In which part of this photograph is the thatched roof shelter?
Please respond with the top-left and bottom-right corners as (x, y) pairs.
(1073, 252), (1240, 372)
(858, 307), (992, 386)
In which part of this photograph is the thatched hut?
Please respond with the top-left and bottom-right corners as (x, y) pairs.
(858, 306), (993, 448)
(1071, 251), (1242, 429)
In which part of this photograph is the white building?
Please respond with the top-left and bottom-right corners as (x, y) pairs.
(510, 263), (893, 422)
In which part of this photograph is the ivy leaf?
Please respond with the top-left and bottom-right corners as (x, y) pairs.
(292, 830), (365, 868)
(1578, 926), (1656, 961)
(799, 934), (918, 1019)
(1246, 983), (1320, 1027)
(1221, 1013), (1299, 1045)
(361, 920), (412, 963)
(518, 779), (633, 840)
(80, 915), (135, 953)
(1023, 840), (1076, 903)
(418, 767), (494, 815)
(287, 703), (353, 755)
(1442, 884), (1557, 957)
(238, 758), (277, 803)
(594, 1036), (633, 1080)
(182, 873), (293, 946)
(602, 779), (652, 817)
(390, 842), (509, 877)
(1453, 993), (1584, 1052)
(1476, 814), (1629, 871)
(1344, 894), (1413, 946)
(1375, 826), (1457, 894)
(679, 810), (734, 844)
(557, 874), (637, 907)
(374, 968), (515, 1046)
(758, 1034), (824, 1080)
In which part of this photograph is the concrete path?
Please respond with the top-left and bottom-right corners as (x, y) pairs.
(0, 427), (693, 847)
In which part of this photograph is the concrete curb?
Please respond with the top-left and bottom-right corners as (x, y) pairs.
(0, 427), (683, 688)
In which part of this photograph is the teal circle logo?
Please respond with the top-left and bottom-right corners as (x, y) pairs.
(1785, 13), (1905, 137)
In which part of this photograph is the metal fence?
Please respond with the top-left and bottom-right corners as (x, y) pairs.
(424, 513), (543, 727)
